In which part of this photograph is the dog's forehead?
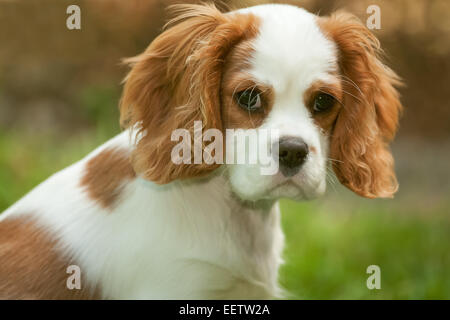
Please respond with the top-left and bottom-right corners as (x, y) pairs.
(236, 4), (338, 93)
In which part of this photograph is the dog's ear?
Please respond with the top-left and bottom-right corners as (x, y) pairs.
(319, 12), (403, 198)
(120, 4), (259, 184)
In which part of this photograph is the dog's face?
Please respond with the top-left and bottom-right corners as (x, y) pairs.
(120, 4), (402, 201)
(222, 5), (340, 201)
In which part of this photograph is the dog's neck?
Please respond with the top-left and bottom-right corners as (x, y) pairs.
(137, 167), (276, 216)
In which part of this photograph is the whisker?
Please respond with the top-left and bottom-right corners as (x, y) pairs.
(327, 157), (344, 164)
(319, 83), (363, 104)
(336, 74), (364, 97)
(325, 165), (338, 193)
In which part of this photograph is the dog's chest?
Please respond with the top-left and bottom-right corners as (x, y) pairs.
(84, 179), (284, 299)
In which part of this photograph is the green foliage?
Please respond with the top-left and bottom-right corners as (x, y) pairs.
(78, 85), (121, 138)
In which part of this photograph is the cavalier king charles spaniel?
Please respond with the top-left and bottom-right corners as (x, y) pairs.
(0, 3), (402, 299)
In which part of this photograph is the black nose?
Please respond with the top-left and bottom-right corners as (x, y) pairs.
(277, 137), (309, 177)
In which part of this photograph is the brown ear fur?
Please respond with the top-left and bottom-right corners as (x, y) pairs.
(319, 12), (403, 198)
(120, 4), (259, 184)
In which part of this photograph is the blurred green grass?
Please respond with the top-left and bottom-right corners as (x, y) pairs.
(1, 87), (449, 299)
(280, 200), (450, 299)
(0, 84), (120, 210)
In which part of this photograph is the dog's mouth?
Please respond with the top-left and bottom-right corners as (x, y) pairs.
(263, 171), (327, 201)
(267, 179), (304, 198)
(269, 179), (300, 191)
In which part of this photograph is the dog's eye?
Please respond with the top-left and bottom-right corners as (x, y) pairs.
(236, 89), (262, 112)
(313, 93), (336, 113)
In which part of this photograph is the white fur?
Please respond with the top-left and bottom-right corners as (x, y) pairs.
(1, 129), (284, 299)
(228, 5), (337, 201)
(1, 4), (338, 299)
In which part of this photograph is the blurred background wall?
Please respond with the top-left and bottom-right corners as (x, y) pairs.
(0, 0), (449, 299)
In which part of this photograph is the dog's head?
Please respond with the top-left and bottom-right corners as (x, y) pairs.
(120, 3), (402, 201)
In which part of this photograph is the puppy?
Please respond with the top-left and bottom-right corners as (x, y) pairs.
(0, 3), (402, 299)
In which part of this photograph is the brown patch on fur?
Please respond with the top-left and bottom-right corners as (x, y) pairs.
(119, 3), (261, 184)
(318, 12), (403, 198)
(220, 36), (274, 129)
(303, 79), (343, 132)
(0, 216), (100, 299)
(221, 57), (274, 129)
(80, 148), (136, 209)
